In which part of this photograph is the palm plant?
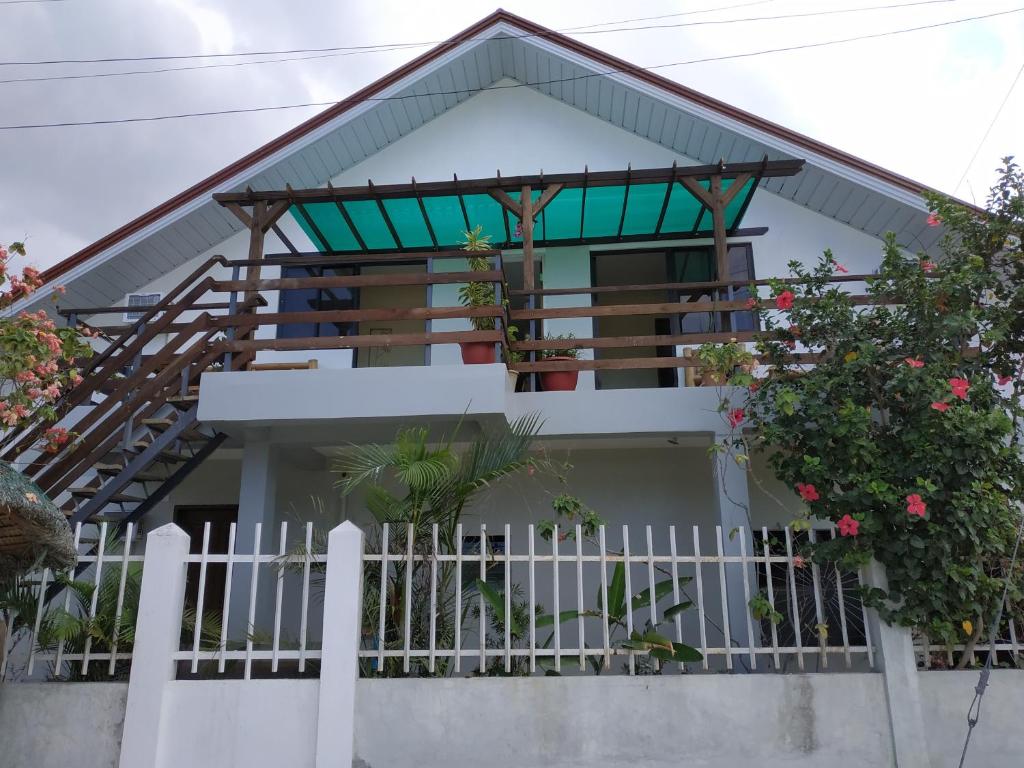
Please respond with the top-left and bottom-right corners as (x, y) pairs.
(333, 413), (548, 676)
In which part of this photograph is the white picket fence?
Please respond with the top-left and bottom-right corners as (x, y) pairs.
(7, 519), (1020, 683)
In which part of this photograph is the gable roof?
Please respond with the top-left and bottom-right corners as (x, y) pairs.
(27, 9), (953, 311)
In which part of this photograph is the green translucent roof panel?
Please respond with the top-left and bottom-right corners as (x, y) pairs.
(382, 197), (433, 248)
(293, 202), (361, 251)
(341, 200), (396, 250)
(287, 171), (761, 253)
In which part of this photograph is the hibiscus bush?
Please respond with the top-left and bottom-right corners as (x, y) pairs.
(0, 241), (92, 453)
(714, 159), (1024, 655)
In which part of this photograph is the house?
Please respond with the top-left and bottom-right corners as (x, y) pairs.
(1, 10), (1020, 768)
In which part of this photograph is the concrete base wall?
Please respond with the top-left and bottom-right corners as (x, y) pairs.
(3, 672), (1022, 768)
(0, 683), (127, 768)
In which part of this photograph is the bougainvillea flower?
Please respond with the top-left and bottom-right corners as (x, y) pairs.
(904, 357), (924, 368)
(796, 483), (819, 502)
(906, 494), (926, 518)
(775, 290), (795, 310)
(727, 408), (745, 428)
(949, 377), (970, 400)
(926, 212), (942, 227)
(930, 402), (949, 413)
(832, 261), (849, 274)
(837, 514), (859, 537)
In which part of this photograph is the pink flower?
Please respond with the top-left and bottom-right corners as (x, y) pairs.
(997, 374), (1013, 386)
(70, 373), (83, 386)
(12, 404), (29, 419)
(775, 290), (795, 310)
(921, 260), (937, 273)
(906, 494), (926, 518)
(926, 213), (942, 227)
(792, 555), (807, 569)
(1, 411), (18, 427)
(727, 408), (744, 428)
(15, 370), (36, 383)
(748, 381), (760, 393)
(513, 220), (523, 238)
(949, 377), (970, 400)
(837, 514), (859, 537)
(745, 297), (757, 310)
(796, 483), (820, 502)
(54, 285), (66, 295)
(43, 384), (61, 401)
(26, 388), (42, 400)
(904, 357), (924, 368)
(931, 401), (949, 413)
(832, 261), (849, 274)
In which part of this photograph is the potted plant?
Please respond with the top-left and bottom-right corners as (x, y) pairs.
(457, 226), (497, 364)
(539, 333), (580, 392)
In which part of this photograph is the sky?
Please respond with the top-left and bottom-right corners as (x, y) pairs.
(0, 0), (1021, 272)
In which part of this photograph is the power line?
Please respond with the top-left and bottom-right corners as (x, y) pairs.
(0, 0), (958, 68)
(0, 5), (1017, 131)
(560, 0), (778, 31)
(0, 0), (67, 4)
(0, 1), (962, 88)
(953, 60), (1024, 194)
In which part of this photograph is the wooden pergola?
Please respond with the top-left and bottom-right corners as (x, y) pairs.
(214, 158), (805, 290)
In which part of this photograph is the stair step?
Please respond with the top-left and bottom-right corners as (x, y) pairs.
(126, 442), (190, 463)
(166, 394), (199, 409)
(70, 487), (143, 503)
(95, 465), (166, 482)
(139, 418), (208, 441)
(141, 418), (175, 429)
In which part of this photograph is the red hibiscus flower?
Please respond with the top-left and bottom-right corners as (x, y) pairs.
(837, 514), (859, 537)
(926, 213), (942, 227)
(904, 357), (924, 368)
(949, 377), (970, 400)
(727, 408), (745, 428)
(745, 297), (758, 310)
(775, 290), (795, 310)
(921, 260), (937, 272)
(796, 483), (819, 502)
(906, 494), (926, 518)
(930, 402), (949, 413)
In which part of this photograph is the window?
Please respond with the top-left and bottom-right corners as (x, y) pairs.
(123, 292), (162, 322)
(674, 244), (757, 334)
(753, 529), (867, 655)
(277, 265), (358, 339)
(461, 534), (506, 589)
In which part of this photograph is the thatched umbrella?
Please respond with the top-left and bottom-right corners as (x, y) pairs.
(0, 461), (76, 580)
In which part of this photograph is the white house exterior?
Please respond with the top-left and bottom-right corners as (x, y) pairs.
(1, 10), (1021, 768)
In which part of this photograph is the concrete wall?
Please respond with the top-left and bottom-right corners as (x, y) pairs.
(0, 683), (127, 768)
(4, 672), (1022, 768)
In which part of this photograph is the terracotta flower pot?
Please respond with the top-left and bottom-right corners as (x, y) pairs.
(539, 356), (579, 391)
(460, 341), (496, 365)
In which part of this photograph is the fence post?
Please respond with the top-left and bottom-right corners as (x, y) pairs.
(863, 560), (931, 768)
(118, 523), (190, 768)
(316, 521), (365, 768)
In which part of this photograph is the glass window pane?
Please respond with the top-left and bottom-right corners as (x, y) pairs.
(278, 266), (319, 339)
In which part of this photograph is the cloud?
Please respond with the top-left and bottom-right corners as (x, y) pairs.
(0, 0), (1021, 271)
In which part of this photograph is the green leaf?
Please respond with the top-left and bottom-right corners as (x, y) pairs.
(630, 577), (692, 610)
(606, 562), (626, 619)
(535, 610), (580, 628)
(474, 579), (521, 636)
(661, 601), (694, 620)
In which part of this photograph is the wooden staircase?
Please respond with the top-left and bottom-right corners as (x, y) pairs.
(0, 255), (250, 527)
